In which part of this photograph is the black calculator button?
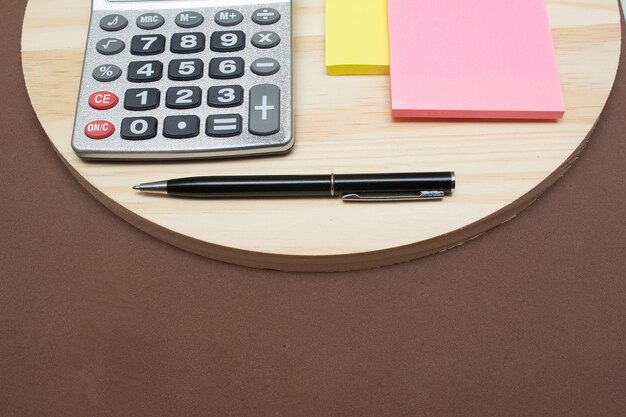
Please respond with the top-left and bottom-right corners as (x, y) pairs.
(163, 116), (200, 139)
(131, 35), (166, 55)
(121, 117), (158, 140)
(252, 8), (281, 25)
(251, 31), (280, 49)
(215, 10), (244, 26)
(209, 57), (244, 79)
(93, 64), (122, 82)
(176, 11), (204, 28)
(124, 88), (160, 111)
(206, 114), (242, 137)
(168, 59), (204, 81)
(210, 31), (245, 52)
(136, 13), (164, 30)
(251, 58), (280, 76)
(170, 33), (205, 54)
(127, 61), (163, 82)
(166, 87), (202, 109)
(96, 38), (125, 55)
(208, 85), (243, 108)
(100, 15), (128, 32)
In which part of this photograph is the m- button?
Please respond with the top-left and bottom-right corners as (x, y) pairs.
(89, 91), (119, 110)
(176, 11), (204, 28)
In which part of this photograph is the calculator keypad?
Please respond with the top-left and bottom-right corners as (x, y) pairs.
(73, 2), (293, 159)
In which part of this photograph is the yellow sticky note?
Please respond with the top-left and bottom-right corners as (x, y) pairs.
(325, 0), (390, 75)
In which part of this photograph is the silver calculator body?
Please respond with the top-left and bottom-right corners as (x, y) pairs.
(72, 0), (293, 160)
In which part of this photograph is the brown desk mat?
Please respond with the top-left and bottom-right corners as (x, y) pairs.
(1, 1), (625, 416)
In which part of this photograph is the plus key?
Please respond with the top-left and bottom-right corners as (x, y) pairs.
(249, 84), (280, 136)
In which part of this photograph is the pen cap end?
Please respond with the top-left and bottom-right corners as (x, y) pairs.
(450, 172), (456, 193)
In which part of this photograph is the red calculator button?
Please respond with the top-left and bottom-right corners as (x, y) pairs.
(89, 91), (118, 110)
(85, 120), (115, 140)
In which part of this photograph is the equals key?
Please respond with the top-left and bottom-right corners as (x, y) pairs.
(206, 114), (243, 137)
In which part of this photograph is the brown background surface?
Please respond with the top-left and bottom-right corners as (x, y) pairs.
(1, 1), (625, 416)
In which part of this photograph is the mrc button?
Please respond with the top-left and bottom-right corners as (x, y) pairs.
(84, 120), (115, 140)
(136, 13), (164, 30)
(89, 91), (118, 110)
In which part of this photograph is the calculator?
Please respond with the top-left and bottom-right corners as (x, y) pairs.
(72, 0), (293, 160)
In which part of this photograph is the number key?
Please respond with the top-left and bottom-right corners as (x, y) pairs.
(166, 87), (202, 109)
(130, 35), (165, 55)
(208, 85), (243, 108)
(171, 33), (205, 54)
(121, 117), (158, 140)
(127, 61), (163, 82)
(168, 59), (203, 81)
(124, 88), (160, 110)
(210, 31), (245, 52)
(209, 57), (244, 79)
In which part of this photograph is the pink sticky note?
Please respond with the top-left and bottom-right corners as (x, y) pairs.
(388, 0), (565, 119)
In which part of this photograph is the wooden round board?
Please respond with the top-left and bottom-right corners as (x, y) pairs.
(21, 0), (620, 272)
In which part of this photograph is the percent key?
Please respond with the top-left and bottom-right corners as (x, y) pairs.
(93, 64), (122, 82)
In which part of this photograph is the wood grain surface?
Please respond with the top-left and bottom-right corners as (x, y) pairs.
(21, 0), (620, 271)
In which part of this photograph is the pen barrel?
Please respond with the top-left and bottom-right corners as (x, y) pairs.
(333, 172), (455, 195)
(167, 175), (332, 198)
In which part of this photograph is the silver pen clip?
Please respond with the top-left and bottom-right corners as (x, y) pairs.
(341, 190), (446, 202)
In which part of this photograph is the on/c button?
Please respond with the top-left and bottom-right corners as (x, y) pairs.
(85, 120), (115, 140)
(89, 91), (118, 110)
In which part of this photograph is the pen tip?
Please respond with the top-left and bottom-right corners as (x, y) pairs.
(131, 181), (167, 193)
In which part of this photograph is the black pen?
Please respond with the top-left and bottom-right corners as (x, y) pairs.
(133, 172), (455, 201)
